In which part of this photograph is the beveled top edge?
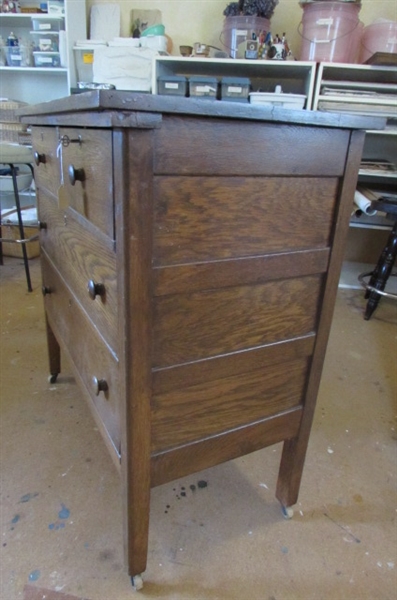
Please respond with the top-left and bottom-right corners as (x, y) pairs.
(18, 90), (386, 131)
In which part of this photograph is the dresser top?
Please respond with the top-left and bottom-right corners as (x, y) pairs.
(18, 90), (385, 131)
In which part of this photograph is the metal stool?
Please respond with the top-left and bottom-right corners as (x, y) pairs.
(358, 196), (397, 320)
(0, 142), (36, 292)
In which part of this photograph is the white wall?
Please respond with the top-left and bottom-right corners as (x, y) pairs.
(86, 0), (397, 59)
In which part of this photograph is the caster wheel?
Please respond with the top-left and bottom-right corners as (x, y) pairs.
(48, 373), (58, 384)
(281, 505), (294, 519)
(131, 574), (143, 591)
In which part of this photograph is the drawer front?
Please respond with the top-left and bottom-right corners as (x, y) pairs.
(31, 126), (61, 199)
(32, 126), (114, 239)
(41, 253), (120, 452)
(38, 191), (118, 354)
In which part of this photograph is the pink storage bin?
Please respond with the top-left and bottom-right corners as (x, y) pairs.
(360, 19), (397, 63)
(221, 16), (270, 59)
(299, 1), (361, 63)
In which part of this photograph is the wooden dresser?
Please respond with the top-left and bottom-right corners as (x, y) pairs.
(20, 93), (383, 589)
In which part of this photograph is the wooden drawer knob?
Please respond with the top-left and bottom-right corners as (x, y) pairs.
(42, 285), (51, 296)
(38, 220), (47, 230)
(68, 165), (85, 186)
(34, 151), (46, 166)
(92, 376), (108, 396)
(88, 280), (105, 300)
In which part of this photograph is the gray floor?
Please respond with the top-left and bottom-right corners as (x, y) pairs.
(1, 257), (396, 600)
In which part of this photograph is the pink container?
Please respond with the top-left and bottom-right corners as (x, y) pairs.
(221, 16), (270, 59)
(360, 19), (397, 63)
(299, 1), (361, 63)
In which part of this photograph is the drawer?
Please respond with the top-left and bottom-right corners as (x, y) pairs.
(31, 126), (61, 199)
(32, 126), (114, 239)
(38, 191), (118, 353)
(41, 253), (120, 452)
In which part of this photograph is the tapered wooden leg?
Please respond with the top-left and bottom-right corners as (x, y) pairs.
(125, 480), (150, 583)
(45, 315), (60, 383)
(276, 436), (308, 511)
(116, 129), (154, 588)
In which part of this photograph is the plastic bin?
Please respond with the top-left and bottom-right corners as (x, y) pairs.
(74, 46), (94, 82)
(5, 46), (31, 67)
(299, 1), (361, 63)
(47, 0), (65, 16)
(158, 75), (187, 96)
(74, 42), (107, 83)
(360, 19), (397, 63)
(31, 16), (62, 32)
(33, 51), (61, 67)
(189, 76), (218, 99)
(249, 92), (306, 110)
(221, 77), (250, 102)
(30, 31), (59, 52)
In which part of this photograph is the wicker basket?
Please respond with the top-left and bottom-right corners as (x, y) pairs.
(0, 122), (28, 143)
(1, 205), (39, 259)
(1, 224), (40, 259)
(0, 99), (28, 123)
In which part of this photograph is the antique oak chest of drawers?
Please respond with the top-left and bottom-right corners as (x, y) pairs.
(20, 92), (383, 588)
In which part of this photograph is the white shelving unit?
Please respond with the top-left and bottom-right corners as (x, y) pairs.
(0, 0), (87, 105)
(152, 56), (317, 108)
(313, 62), (397, 191)
(313, 62), (397, 289)
(0, 1), (87, 246)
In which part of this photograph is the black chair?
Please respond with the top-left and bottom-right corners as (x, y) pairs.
(358, 196), (397, 320)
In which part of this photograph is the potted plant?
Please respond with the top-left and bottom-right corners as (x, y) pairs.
(223, 0), (279, 19)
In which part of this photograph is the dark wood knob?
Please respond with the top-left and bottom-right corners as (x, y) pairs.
(87, 280), (105, 300)
(92, 376), (108, 396)
(42, 285), (51, 296)
(34, 151), (46, 166)
(68, 165), (85, 186)
(38, 220), (47, 230)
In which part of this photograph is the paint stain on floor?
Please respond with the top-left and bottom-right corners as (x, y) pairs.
(165, 479), (208, 512)
(23, 585), (91, 600)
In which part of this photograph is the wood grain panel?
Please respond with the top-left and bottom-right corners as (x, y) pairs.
(153, 275), (322, 368)
(41, 252), (120, 451)
(153, 249), (330, 297)
(151, 358), (308, 453)
(152, 334), (315, 395)
(153, 176), (338, 265)
(151, 407), (302, 487)
(39, 191), (118, 354)
(154, 116), (349, 176)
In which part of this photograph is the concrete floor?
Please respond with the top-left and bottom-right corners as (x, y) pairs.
(1, 257), (396, 600)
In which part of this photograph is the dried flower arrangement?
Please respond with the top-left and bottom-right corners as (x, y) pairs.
(223, 0), (279, 19)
